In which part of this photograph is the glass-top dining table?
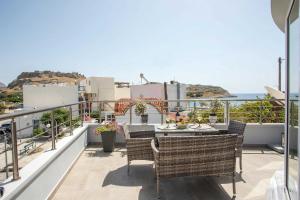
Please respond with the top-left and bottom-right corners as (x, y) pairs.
(155, 124), (219, 136)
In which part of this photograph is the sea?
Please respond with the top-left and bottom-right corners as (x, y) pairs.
(227, 93), (266, 105)
(229, 93), (266, 100)
(188, 93), (267, 108)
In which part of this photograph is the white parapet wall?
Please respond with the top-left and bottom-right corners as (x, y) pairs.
(2, 126), (88, 200)
(215, 123), (284, 145)
(88, 122), (285, 146)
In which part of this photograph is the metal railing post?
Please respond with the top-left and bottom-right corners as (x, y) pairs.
(130, 105), (132, 124)
(69, 106), (73, 135)
(11, 118), (20, 180)
(4, 132), (9, 179)
(55, 121), (58, 141)
(224, 101), (230, 125)
(88, 102), (91, 118)
(51, 111), (56, 150)
(98, 102), (102, 123)
(81, 102), (84, 127)
(161, 112), (164, 125)
(259, 100), (263, 124)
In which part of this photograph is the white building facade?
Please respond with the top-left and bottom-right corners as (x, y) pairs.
(23, 84), (79, 109)
(19, 84), (79, 138)
(80, 77), (115, 102)
(130, 82), (187, 111)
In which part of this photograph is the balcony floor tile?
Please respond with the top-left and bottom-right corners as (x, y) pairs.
(51, 146), (283, 200)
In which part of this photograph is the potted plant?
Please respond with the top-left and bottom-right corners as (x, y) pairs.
(188, 110), (203, 125)
(135, 100), (148, 123)
(95, 121), (117, 152)
(209, 99), (221, 125)
(176, 120), (187, 130)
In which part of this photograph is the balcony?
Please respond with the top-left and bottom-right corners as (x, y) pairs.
(51, 146), (283, 200)
(0, 99), (289, 200)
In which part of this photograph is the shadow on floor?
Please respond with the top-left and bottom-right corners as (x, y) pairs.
(85, 149), (114, 158)
(85, 147), (127, 158)
(215, 172), (246, 184)
(242, 147), (279, 155)
(102, 164), (238, 200)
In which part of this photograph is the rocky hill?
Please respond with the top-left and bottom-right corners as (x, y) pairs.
(186, 84), (233, 98)
(6, 71), (85, 90)
(0, 71), (232, 100)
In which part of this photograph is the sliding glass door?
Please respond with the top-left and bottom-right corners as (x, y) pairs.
(287, 0), (300, 199)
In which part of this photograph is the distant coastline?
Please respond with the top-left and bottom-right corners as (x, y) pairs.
(230, 93), (266, 100)
(190, 93), (266, 100)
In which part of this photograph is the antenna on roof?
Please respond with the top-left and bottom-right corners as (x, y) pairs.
(139, 73), (150, 84)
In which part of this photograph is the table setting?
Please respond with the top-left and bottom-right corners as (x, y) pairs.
(155, 123), (218, 136)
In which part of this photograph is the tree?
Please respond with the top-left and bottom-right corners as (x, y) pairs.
(230, 96), (284, 123)
(187, 96), (284, 124)
(41, 108), (70, 126)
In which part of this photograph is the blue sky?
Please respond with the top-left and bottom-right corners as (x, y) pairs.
(0, 0), (284, 93)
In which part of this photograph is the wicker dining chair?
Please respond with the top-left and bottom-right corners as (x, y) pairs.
(220, 120), (246, 173)
(152, 135), (238, 199)
(124, 124), (155, 174)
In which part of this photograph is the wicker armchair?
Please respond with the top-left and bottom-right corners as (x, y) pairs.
(124, 125), (155, 174)
(220, 120), (246, 173)
(152, 135), (238, 199)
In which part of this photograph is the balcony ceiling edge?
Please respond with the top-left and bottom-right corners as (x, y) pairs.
(271, 0), (292, 32)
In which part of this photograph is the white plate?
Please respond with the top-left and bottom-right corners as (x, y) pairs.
(188, 124), (200, 129)
(157, 125), (177, 130)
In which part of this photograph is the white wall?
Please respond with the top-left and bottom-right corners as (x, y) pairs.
(89, 123), (286, 145)
(115, 104), (165, 125)
(23, 84), (79, 109)
(14, 111), (42, 138)
(131, 84), (163, 99)
(80, 79), (91, 94)
(86, 77), (115, 101)
(2, 126), (88, 200)
(22, 84), (79, 138)
(130, 83), (187, 111)
(82, 77), (115, 112)
(115, 86), (130, 100)
(215, 123), (284, 145)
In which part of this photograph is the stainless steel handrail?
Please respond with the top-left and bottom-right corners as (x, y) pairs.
(0, 98), (287, 182)
(0, 101), (85, 121)
(0, 99), (286, 121)
(89, 98), (286, 103)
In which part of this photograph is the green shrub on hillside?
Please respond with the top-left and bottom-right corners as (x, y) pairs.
(0, 92), (23, 103)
